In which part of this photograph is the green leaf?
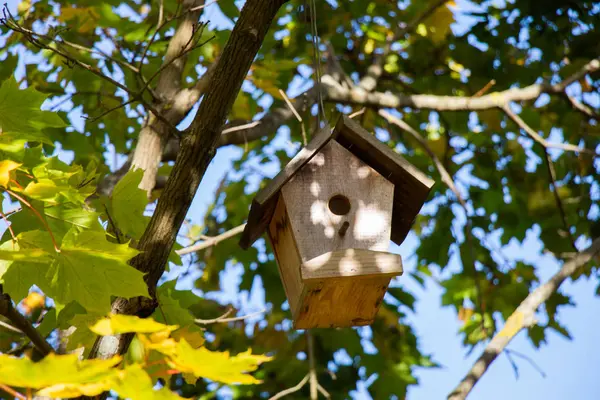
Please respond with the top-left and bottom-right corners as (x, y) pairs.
(153, 280), (197, 327)
(111, 169), (149, 238)
(50, 229), (148, 312)
(0, 78), (65, 135)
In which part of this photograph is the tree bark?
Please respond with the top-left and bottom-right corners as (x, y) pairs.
(130, 0), (207, 195)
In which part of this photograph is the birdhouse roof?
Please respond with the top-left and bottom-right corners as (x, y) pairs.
(239, 115), (434, 249)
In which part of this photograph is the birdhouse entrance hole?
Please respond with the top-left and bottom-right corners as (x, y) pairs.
(328, 194), (351, 215)
(239, 115), (435, 329)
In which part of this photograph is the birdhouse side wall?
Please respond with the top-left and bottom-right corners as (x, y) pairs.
(267, 194), (305, 316)
(293, 276), (392, 329)
(281, 140), (395, 264)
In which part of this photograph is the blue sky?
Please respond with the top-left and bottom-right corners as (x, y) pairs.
(3, 0), (600, 399)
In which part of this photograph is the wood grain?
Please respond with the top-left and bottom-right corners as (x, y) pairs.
(281, 140), (395, 262)
(301, 249), (403, 282)
(294, 276), (392, 329)
(267, 195), (304, 316)
(334, 115), (434, 245)
(240, 125), (335, 249)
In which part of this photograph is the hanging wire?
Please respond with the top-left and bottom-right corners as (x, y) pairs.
(309, 0), (326, 127)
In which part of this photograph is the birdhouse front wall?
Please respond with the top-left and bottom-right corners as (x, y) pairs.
(280, 140), (395, 264)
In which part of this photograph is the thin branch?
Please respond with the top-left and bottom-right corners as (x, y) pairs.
(0, 383), (27, 400)
(0, 290), (53, 356)
(4, 189), (60, 252)
(502, 104), (595, 156)
(307, 331), (318, 400)
(505, 348), (547, 378)
(190, 0), (219, 12)
(502, 105), (580, 250)
(348, 108), (366, 119)
(379, 110), (466, 208)
(552, 59), (600, 92)
(177, 223), (247, 255)
(473, 80), (496, 97)
(544, 150), (578, 251)
(195, 308), (266, 325)
(448, 236), (600, 400)
(0, 9), (177, 133)
(317, 384), (331, 399)
(268, 374), (310, 400)
(279, 88), (307, 145)
(503, 349), (519, 379)
(0, 319), (22, 333)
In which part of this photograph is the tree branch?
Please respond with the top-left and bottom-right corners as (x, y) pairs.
(269, 374), (310, 400)
(194, 308), (266, 325)
(448, 236), (600, 400)
(176, 223), (246, 255)
(87, 0), (288, 363)
(130, 0), (208, 194)
(0, 289), (53, 356)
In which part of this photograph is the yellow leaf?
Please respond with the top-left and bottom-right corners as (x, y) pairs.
(21, 292), (45, 315)
(171, 325), (205, 349)
(364, 38), (375, 55)
(458, 307), (474, 323)
(138, 331), (178, 356)
(59, 6), (100, 34)
(38, 381), (112, 398)
(112, 364), (185, 400)
(167, 339), (272, 385)
(90, 314), (178, 336)
(416, 23), (428, 37)
(422, 3), (454, 43)
(0, 160), (20, 187)
(0, 353), (121, 389)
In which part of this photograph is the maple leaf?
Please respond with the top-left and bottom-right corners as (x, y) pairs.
(90, 314), (178, 336)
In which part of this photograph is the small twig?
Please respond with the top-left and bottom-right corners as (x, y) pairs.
(103, 205), (123, 244)
(195, 308), (266, 325)
(544, 150), (578, 251)
(190, 0), (219, 12)
(317, 384), (331, 399)
(504, 349), (519, 379)
(4, 189), (60, 252)
(473, 80), (496, 97)
(502, 104), (596, 156)
(221, 121), (261, 135)
(0, 383), (27, 400)
(84, 99), (136, 123)
(177, 223), (246, 255)
(279, 88), (307, 145)
(307, 331), (318, 400)
(501, 105), (579, 251)
(139, 27), (214, 97)
(0, 209), (17, 243)
(348, 108), (366, 119)
(0, 291), (53, 356)
(551, 58), (600, 92)
(0, 319), (22, 333)
(268, 374), (310, 400)
(504, 348), (547, 378)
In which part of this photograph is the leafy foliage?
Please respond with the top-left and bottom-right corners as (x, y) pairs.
(0, 0), (598, 398)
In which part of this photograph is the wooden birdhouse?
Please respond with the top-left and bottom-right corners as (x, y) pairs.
(239, 115), (434, 329)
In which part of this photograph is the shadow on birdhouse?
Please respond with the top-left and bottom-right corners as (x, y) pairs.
(239, 115), (434, 329)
